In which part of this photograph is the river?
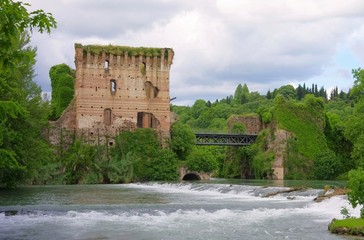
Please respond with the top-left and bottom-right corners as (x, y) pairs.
(0, 179), (360, 240)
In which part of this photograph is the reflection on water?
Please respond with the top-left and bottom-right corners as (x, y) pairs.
(0, 184), (168, 206)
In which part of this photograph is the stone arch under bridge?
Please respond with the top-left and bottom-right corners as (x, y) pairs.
(179, 167), (212, 181)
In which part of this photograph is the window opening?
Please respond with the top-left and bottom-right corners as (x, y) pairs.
(110, 79), (116, 95)
(104, 108), (112, 126)
(104, 60), (109, 71)
(140, 62), (146, 76)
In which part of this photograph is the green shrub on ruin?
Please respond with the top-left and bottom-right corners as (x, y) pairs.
(273, 94), (330, 179)
(49, 63), (75, 119)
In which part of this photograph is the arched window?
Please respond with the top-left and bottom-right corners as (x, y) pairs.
(110, 79), (116, 95)
(104, 60), (109, 69)
(140, 62), (146, 76)
(104, 60), (109, 73)
(104, 108), (112, 125)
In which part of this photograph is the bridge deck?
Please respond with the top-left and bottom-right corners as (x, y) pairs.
(195, 133), (257, 146)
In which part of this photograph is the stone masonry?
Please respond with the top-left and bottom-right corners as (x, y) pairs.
(50, 44), (174, 146)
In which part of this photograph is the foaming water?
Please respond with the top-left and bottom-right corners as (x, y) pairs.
(0, 182), (357, 240)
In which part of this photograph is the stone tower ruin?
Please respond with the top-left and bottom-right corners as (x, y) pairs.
(50, 43), (174, 145)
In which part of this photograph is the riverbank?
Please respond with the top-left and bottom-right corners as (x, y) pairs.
(329, 218), (364, 236)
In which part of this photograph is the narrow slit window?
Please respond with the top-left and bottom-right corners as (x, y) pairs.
(104, 108), (112, 126)
(110, 79), (116, 95)
(104, 60), (109, 69)
(140, 62), (146, 76)
(104, 60), (109, 73)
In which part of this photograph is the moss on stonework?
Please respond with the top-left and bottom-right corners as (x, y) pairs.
(74, 43), (173, 59)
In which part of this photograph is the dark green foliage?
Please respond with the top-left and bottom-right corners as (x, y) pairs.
(107, 152), (138, 184)
(257, 105), (273, 124)
(324, 112), (354, 173)
(142, 149), (179, 181)
(345, 98), (364, 167)
(350, 68), (364, 103)
(0, 1), (56, 188)
(49, 64), (75, 119)
(49, 129), (179, 184)
(276, 85), (297, 99)
(0, 149), (25, 189)
(112, 129), (178, 182)
(0, 0), (56, 72)
(115, 128), (160, 158)
(221, 146), (254, 179)
(187, 147), (218, 173)
(231, 122), (246, 133)
(248, 130), (275, 179)
(170, 122), (195, 160)
(63, 139), (96, 184)
(347, 168), (364, 218)
(311, 150), (342, 180)
(273, 94), (329, 179)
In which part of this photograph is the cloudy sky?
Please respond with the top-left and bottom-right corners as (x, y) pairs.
(28, 0), (364, 105)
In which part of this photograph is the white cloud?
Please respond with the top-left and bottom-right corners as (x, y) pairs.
(27, 0), (364, 105)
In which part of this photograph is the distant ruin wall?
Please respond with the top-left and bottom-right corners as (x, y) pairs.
(227, 115), (262, 134)
(266, 128), (292, 180)
(48, 44), (174, 145)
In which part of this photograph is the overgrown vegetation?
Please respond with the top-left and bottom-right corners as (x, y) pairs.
(171, 70), (364, 181)
(75, 43), (173, 58)
(31, 129), (180, 185)
(49, 64), (75, 119)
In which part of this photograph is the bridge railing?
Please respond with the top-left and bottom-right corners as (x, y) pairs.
(195, 133), (257, 146)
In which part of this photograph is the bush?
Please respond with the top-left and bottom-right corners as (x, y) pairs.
(170, 122), (195, 160)
(111, 129), (178, 182)
(143, 149), (179, 181)
(0, 149), (25, 189)
(312, 150), (342, 180)
(187, 147), (218, 173)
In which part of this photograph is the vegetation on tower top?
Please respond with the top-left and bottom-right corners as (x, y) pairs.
(74, 43), (173, 59)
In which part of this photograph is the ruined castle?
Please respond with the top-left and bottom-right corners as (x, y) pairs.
(49, 44), (174, 146)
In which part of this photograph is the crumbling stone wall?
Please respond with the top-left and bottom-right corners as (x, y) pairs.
(48, 44), (174, 145)
(266, 129), (292, 180)
(228, 115), (262, 134)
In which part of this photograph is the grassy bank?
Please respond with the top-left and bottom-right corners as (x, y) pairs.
(329, 218), (364, 236)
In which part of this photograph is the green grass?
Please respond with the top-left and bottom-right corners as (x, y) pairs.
(329, 218), (364, 236)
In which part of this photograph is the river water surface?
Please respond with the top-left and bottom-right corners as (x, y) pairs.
(0, 179), (361, 240)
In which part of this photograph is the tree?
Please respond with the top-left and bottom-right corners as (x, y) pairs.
(187, 147), (218, 173)
(0, 0), (56, 71)
(347, 168), (364, 218)
(276, 85), (297, 99)
(191, 99), (208, 118)
(233, 84), (243, 104)
(296, 84), (304, 100)
(0, 2), (56, 188)
(170, 122), (195, 160)
(350, 68), (364, 102)
(266, 90), (272, 99)
(345, 101), (364, 167)
(311, 150), (342, 180)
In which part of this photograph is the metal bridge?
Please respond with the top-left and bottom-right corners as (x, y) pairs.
(195, 133), (258, 146)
